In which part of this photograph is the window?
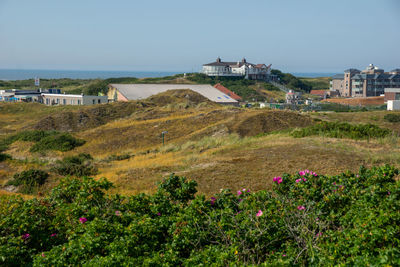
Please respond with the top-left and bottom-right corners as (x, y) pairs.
(63, 99), (66, 105)
(396, 93), (400, 100)
(92, 99), (95, 104)
(56, 98), (60, 104)
(46, 98), (49, 105)
(77, 100), (81, 105)
(98, 99), (101, 104)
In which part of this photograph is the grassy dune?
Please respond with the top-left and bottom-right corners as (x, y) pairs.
(1, 93), (400, 197)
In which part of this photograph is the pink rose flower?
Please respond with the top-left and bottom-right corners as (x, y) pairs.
(22, 233), (30, 240)
(295, 179), (301, 183)
(79, 217), (88, 224)
(297, 206), (305, 211)
(256, 210), (263, 217)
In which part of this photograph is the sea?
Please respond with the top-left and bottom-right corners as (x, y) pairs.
(0, 69), (182, 81)
(0, 69), (337, 81)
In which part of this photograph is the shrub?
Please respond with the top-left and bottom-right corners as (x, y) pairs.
(105, 153), (132, 162)
(30, 133), (85, 153)
(52, 153), (97, 177)
(7, 169), (49, 193)
(384, 113), (400, 123)
(0, 153), (11, 162)
(291, 121), (391, 140)
(1, 166), (400, 265)
(0, 130), (59, 152)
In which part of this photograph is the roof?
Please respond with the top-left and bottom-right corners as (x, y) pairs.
(213, 83), (242, 100)
(332, 74), (344, 79)
(109, 84), (238, 104)
(351, 73), (398, 80)
(310, 90), (328, 95)
(384, 88), (400, 93)
(344, 68), (361, 73)
(391, 69), (400, 72)
(203, 58), (264, 68)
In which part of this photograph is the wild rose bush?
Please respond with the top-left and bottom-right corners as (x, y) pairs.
(0, 166), (399, 266)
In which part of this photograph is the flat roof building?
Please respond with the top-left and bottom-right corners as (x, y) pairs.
(107, 84), (238, 105)
(41, 94), (108, 106)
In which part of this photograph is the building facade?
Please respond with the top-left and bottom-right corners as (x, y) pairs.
(41, 94), (108, 106)
(202, 57), (272, 80)
(330, 64), (400, 97)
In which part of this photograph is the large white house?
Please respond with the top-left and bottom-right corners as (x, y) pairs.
(202, 57), (272, 80)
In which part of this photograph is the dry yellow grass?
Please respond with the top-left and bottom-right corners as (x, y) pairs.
(2, 100), (400, 198)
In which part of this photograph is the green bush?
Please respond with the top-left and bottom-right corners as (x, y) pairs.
(105, 153), (132, 162)
(30, 133), (85, 153)
(1, 166), (400, 265)
(0, 153), (11, 162)
(291, 121), (391, 140)
(0, 130), (59, 152)
(7, 169), (49, 193)
(384, 113), (400, 123)
(52, 153), (97, 177)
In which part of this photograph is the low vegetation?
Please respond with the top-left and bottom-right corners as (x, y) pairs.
(384, 113), (400, 123)
(271, 69), (312, 92)
(291, 121), (392, 140)
(6, 169), (49, 193)
(1, 166), (399, 265)
(52, 153), (97, 177)
(30, 133), (85, 153)
(0, 153), (11, 162)
(299, 77), (331, 90)
(0, 130), (85, 154)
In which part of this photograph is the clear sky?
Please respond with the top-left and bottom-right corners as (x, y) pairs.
(0, 0), (399, 73)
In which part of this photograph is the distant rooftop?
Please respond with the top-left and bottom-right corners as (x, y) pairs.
(332, 74), (344, 79)
(344, 68), (361, 73)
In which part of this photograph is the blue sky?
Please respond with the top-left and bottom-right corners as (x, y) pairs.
(0, 0), (399, 73)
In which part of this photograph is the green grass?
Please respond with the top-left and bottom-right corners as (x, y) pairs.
(30, 133), (85, 153)
(299, 77), (331, 90)
(291, 121), (392, 140)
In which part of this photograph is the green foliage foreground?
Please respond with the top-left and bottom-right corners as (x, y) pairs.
(1, 166), (400, 266)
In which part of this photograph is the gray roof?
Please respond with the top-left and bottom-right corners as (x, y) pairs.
(344, 68), (361, 73)
(391, 69), (400, 72)
(385, 88), (400, 93)
(109, 84), (238, 104)
(332, 74), (344, 79)
(351, 73), (399, 80)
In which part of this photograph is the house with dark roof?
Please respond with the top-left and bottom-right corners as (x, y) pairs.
(202, 57), (272, 80)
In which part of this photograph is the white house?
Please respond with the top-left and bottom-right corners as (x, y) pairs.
(41, 93), (108, 106)
(202, 57), (272, 80)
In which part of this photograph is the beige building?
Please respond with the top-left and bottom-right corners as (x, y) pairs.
(330, 64), (400, 97)
(41, 93), (108, 106)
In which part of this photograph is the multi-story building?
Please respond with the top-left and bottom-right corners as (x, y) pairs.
(330, 64), (400, 97)
(202, 57), (272, 80)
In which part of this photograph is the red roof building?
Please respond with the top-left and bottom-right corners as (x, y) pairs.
(213, 83), (242, 101)
(310, 90), (328, 97)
